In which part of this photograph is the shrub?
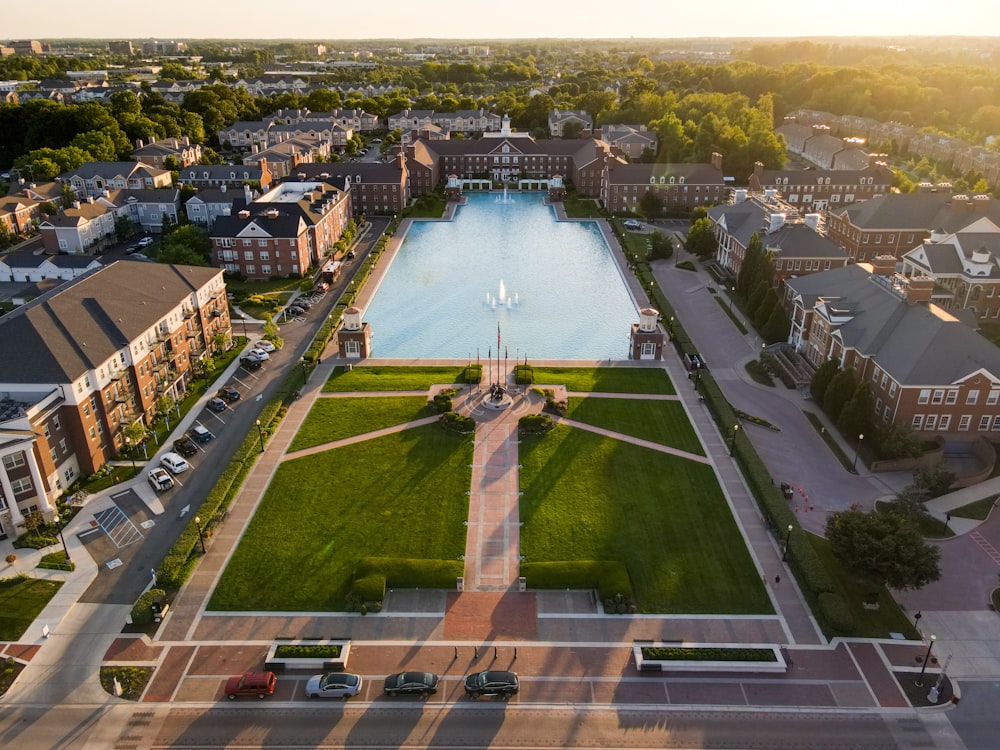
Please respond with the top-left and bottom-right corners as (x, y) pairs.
(518, 414), (554, 434)
(130, 589), (166, 627)
(354, 557), (463, 590)
(274, 644), (341, 658)
(818, 592), (856, 634)
(521, 560), (634, 606)
(346, 573), (386, 610)
(431, 388), (458, 414)
(440, 411), (475, 433)
(642, 646), (777, 661)
(514, 364), (534, 385)
(464, 364), (482, 384)
(99, 666), (153, 700)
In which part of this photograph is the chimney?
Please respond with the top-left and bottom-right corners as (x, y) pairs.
(754, 161), (764, 177)
(869, 254), (896, 275)
(136, 138), (144, 148)
(767, 213), (785, 233)
(220, 183), (227, 192)
(72, 200), (80, 209)
(916, 182), (936, 193)
(811, 124), (830, 136)
(973, 194), (991, 211)
(734, 189), (747, 204)
(183, 136), (190, 146)
(87, 195), (95, 203)
(804, 213), (820, 231)
(905, 275), (934, 304)
(711, 152), (723, 171)
(951, 194), (974, 212)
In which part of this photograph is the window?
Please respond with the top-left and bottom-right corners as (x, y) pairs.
(11, 477), (33, 495)
(245, 265), (255, 275)
(261, 265), (271, 275)
(967, 390), (979, 405)
(889, 382), (897, 397)
(880, 374), (888, 389)
(980, 415), (991, 430)
(939, 415), (951, 430)
(2, 453), (25, 470)
(59, 438), (67, 453)
(912, 414), (924, 430)
(959, 415), (972, 431)
(244, 251), (254, 261)
(989, 390), (1000, 405)
(53, 415), (61, 430)
(946, 389), (958, 405)
(993, 416), (1000, 431)
(925, 415), (938, 431)
(872, 367), (880, 382)
(918, 389), (930, 404)
(932, 389), (944, 405)
(89, 427), (96, 439)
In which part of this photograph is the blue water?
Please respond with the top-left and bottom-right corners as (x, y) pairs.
(362, 193), (640, 359)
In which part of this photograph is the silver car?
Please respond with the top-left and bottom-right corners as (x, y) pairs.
(305, 672), (362, 699)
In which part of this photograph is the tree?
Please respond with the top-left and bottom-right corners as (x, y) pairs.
(115, 216), (135, 241)
(747, 279), (769, 317)
(762, 303), (791, 344)
(263, 315), (283, 349)
(837, 382), (876, 439)
(753, 288), (778, 329)
(212, 330), (229, 354)
(685, 217), (716, 260)
(913, 461), (958, 499)
(648, 230), (674, 260)
(737, 233), (766, 296)
(873, 422), (924, 460)
(823, 367), (857, 422)
(122, 420), (149, 453)
(826, 506), (941, 590)
(156, 395), (176, 421)
(810, 359), (841, 404)
(639, 190), (662, 219)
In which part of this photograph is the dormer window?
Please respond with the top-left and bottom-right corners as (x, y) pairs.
(679, 177), (685, 184)
(649, 177), (656, 184)
(669, 176), (675, 184)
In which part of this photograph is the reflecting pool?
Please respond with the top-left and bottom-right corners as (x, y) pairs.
(362, 193), (639, 359)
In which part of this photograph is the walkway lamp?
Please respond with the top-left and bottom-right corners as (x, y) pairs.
(255, 419), (264, 453)
(781, 524), (793, 562)
(852, 433), (864, 473)
(57, 512), (71, 564)
(915, 635), (937, 686)
(194, 515), (206, 554)
(729, 423), (740, 456)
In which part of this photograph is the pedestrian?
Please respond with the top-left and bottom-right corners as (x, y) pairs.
(775, 574), (781, 584)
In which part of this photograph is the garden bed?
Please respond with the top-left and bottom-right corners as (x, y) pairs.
(633, 642), (786, 673)
(264, 639), (351, 672)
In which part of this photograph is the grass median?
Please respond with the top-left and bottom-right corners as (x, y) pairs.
(563, 397), (704, 456)
(531, 367), (675, 394)
(288, 397), (434, 451)
(324, 366), (470, 392)
(208, 424), (473, 611)
(518, 425), (770, 614)
(0, 577), (63, 640)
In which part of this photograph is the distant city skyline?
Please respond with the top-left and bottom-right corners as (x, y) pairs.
(6, 0), (999, 42)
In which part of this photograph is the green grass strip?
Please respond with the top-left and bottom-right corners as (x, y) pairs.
(209, 425), (472, 611)
(532, 367), (675, 394)
(289, 397), (433, 451)
(324, 366), (469, 392)
(518, 425), (770, 614)
(563, 398), (704, 456)
(0, 578), (63, 640)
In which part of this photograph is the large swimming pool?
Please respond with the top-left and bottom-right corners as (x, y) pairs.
(362, 193), (640, 359)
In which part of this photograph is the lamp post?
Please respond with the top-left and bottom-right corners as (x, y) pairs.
(729, 423), (740, 456)
(648, 280), (654, 302)
(914, 610), (922, 632)
(239, 314), (248, 341)
(781, 524), (793, 562)
(299, 358), (309, 387)
(194, 515), (206, 554)
(255, 419), (264, 453)
(852, 433), (865, 473)
(915, 634), (937, 686)
(57, 511), (71, 564)
(124, 436), (136, 473)
(729, 285), (735, 313)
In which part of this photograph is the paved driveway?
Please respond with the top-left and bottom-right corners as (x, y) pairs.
(650, 260), (911, 534)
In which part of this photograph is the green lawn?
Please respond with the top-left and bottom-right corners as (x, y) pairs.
(951, 494), (998, 520)
(0, 577), (63, 640)
(808, 533), (917, 638)
(532, 367), (675, 394)
(209, 425), (473, 611)
(518, 425), (769, 614)
(324, 366), (470, 392)
(563, 398), (704, 456)
(288, 397), (434, 451)
(561, 195), (605, 219)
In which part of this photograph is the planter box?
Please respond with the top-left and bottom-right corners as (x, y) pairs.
(264, 639), (350, 672)
(633, 642), (787, 674)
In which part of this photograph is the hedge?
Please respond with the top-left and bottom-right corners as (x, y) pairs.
(641, 646), (777, 662)
(274, 644), (341, 658)
(818, 592), (857, 634)
(348, 573), (386, 609)
(520, 560), (633, 603)
(353, 557), (463, 590)
(440, 411), (475, 433)
(518, 414), (554, 434)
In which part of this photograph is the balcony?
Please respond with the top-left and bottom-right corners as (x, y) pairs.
(183, 307), (198, 319)
(156, 327), (172, 342)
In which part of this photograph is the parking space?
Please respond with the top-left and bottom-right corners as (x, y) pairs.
(93, 503), (144, 548)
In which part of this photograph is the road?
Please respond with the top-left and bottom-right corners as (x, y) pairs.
(0, 702), (944, 749)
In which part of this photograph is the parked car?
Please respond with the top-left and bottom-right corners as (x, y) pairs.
(160, 452), (190, 475)
(218, 386), (241, 402)
(124, 245), (139, 255)
(346, 250), (356, 260)
(288, 305), (306, 316)
(383, 672), (439, 696)
(464, 670), (519, 698)
(624, 219), (642, 231)
(240, 357), (262, 371)
(172, 435), (199, 457)
(248, 348), (270, 361)
(225, 671), (277, 700)
(305, 672), (363, 699)
(313, 281), (329, 293)
(147, 467), (174, 491)
(252, 340), (276, 353)
(189, 424), (215, 443)
(207, 397), (228, 412)
(137, 236), (154, 248)
(293, 299), (311, 310)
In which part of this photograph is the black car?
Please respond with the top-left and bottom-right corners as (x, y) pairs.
(240, 356), (262, 371)
(218, 386), (241, 403)
(207, 397), (228, 413)
(383, 671), (439, 697)
(464, 670), (518, 698)
(172, 435), (198, 457)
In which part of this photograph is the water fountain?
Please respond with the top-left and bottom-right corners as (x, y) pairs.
(484, 279), (518, 309)
(496, 186), (513, 204)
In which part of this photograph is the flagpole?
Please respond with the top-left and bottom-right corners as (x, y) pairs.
(477, 348), (480, 391)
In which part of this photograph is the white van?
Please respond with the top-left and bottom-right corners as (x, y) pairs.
(160, 452), (190, 474)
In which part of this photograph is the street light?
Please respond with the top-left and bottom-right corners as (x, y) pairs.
(852, 433), (865, 473)
(914, 610), (922, 632)
(729, 285), (735, 313)
(729, 423), (740, 456)
(915, 634), (937, 686)
(299, 358), (309, 387)
(194, 515), (206, 554)
(255, 419), (264, 453)
(124, 436), (137, 473)
(781, 524), (793, 562)
(239, 314), (248, 341)
(57, 512), (71, 564)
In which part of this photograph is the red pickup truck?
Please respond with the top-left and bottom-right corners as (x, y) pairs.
(224, 671), (277, 700)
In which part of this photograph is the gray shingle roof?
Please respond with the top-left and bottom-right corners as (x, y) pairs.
(0, 261), (221, 384)
(834, 193), (1000, 231)
(787, 264), (1000, 385)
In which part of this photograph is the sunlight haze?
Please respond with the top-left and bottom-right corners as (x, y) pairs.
(6, 0), (999, 40)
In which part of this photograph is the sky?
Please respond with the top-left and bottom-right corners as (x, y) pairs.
(7, 0), (1000, 40)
